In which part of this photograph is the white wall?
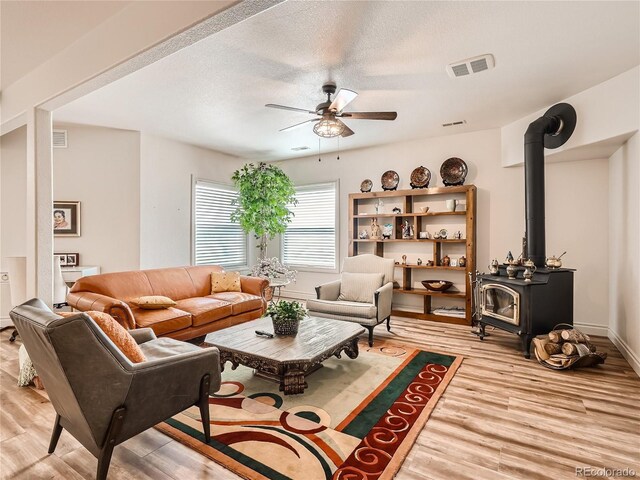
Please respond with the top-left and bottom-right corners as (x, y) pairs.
(0, 126), (28, 262)
(502, 67), (639, 167)
(276, 129), (610, 334)
(608, 132), (640, 374)
(139, 133), (243, 269)
(53, 123), (141, 273)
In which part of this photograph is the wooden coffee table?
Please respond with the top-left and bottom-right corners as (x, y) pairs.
(203, 316), (365, 395)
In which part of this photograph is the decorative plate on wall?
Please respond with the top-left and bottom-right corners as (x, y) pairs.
(410, 166), (431, 189)
(440, 157), (468, 186)
(360, 179), (373, 193)
(381, 170), (400, 191)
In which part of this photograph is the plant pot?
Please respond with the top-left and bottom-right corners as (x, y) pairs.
(272, 317), (300, 336)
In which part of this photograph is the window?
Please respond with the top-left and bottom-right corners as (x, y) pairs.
(193, 180), (247, 268)
(282, 182), (338, 270)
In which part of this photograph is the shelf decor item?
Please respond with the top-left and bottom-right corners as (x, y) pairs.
(421, 280), (454, 292)
(440, 157), (468, 186)
(266, 300), (307, 336)
(381, 170), (400, 191)
(360, 179), (373, 193)
(410, 166), (431, 189)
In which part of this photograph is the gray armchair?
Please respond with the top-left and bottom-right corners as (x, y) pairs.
(307, 254), (395, 346)
(9, 298), (221, 480)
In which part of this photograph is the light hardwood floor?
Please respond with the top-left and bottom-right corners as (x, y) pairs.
(1, 318), (638, 480)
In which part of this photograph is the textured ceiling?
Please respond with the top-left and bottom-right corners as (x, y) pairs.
(53, 1), (640, 161)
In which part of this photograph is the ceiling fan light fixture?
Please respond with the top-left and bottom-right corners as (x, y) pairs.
(313, 118), (345, 138)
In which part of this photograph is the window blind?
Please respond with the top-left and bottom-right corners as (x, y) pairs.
(194, 181), (247, 268)
(283, 182), (337, 269)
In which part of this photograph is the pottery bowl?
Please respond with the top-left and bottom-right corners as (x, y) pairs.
(421, 280), (453, 292)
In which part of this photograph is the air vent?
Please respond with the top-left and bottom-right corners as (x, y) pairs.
(446, 54), (495, 78)
(291, 146), (310, 151)
(52, 129), (67, 148)
(442, 120), (467, 127)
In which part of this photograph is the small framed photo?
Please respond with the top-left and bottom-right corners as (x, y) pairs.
(56, 253), (79, 267)
(450, 258), (459, 267)
(54, 201), (81, 236)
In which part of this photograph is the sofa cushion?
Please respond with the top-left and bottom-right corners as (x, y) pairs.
(208, 292), (263, 315)
(174, 297), (233, 327)
(306, 298), (377, 319)
(130, 295), (176, 309)
(133, 307), (192, 336)
(337, 272), (384, 303)
(211, 271), (241, 293)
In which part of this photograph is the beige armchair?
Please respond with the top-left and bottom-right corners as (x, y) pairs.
(307, 254), (395, 346)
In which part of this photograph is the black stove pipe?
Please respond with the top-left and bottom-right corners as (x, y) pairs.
(524, 103), (577, 267)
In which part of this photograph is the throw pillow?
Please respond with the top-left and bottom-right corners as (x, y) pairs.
(130, 295), (176, 309)
(338, 272), (385, 303)
(58, 311), (146, 363)
(211, 271), (242, 293)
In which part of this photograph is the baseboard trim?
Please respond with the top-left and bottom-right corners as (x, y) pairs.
(608, 328), (640, 377)
(573, 322), (609, 336)
(0, 317), (13, 329)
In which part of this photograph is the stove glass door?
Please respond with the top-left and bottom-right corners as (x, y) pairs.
(481, 284), (520, 326)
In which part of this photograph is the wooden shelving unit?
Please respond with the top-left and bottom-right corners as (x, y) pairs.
(348, 185), (477, 325)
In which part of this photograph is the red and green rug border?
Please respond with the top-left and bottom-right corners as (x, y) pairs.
(155, 344), (463, 480)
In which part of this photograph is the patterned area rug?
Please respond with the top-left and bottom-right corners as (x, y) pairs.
(156, 343), (462, 480)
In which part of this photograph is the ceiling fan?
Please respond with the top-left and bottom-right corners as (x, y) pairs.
(265, 82), (397, 138)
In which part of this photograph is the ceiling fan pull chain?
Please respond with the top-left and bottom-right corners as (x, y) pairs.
(318, 137), (321, 162)
(337, 136), (340, 160)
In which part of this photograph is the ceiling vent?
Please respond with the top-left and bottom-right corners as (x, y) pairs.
(52, 129), (67, 148)
(291, 146), (310, 151)
(446, 54), (495, 78)
(442, 120), (467, 127)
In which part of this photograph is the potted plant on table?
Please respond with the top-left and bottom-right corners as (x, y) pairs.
(266, 300), (307, 336)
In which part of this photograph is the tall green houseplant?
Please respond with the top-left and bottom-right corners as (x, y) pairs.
(231, 162), (297, 260)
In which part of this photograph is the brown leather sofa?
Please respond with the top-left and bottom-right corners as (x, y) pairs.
(67, 265), (268, 341)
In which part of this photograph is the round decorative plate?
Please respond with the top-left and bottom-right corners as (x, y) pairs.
(440, 157), (468, 186)
(360, 179), (373, 193)
(381, 170), (400, 191)
(410, 166), (431, 189)
(439, 228), (448, 239)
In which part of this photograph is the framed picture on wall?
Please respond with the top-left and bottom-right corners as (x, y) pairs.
(53, 201), (81, 236)
(56, 253), (79, 267)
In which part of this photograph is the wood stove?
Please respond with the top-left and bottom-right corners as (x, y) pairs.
(476, 266), (574, 357)
(474, 102), (578, 357)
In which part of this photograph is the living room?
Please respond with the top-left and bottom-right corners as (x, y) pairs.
(1, 1), (639, 479)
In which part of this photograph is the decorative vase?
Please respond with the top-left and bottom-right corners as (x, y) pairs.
(272, 317), (300, 335)
(506, 264), (518, 279)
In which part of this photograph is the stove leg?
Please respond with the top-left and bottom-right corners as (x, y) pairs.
(521, 334), (533, 359)
(478, 323), (486, 340)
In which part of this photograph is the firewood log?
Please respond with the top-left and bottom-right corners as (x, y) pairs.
(548, 330), (567, 343)
(562, 342), (579, 356)
(544, 343), (563, 355)
(561, 329), (590, 344)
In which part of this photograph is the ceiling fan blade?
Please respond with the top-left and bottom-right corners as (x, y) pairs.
(336, 119), (355, 137)
(329, 89), (358, 112)
(279, 118), (319, 132)
(266, 104), (317, 115)
(339, 111), (398, 120)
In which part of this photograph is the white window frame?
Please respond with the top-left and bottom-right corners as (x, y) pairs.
(281, 180), (339, 273)
(191, 177), (248, 269)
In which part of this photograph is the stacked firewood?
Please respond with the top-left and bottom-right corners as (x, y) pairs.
(533, 327), (607, 369)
